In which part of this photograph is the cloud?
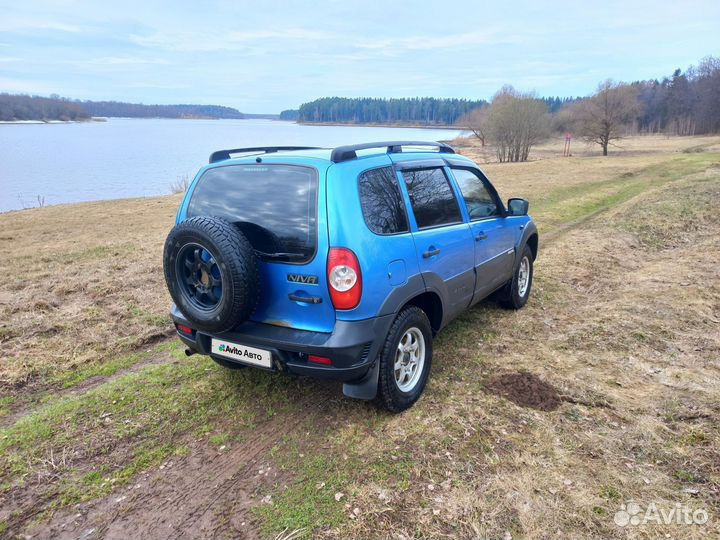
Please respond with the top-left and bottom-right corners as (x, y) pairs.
(83, 56), (171, 66)
(130, 28), (335, 52)
(354, 30), (520, 51)
(0, 77), (55, 94)
(0, 20), (83, 33)
(124, 81), (192, 90)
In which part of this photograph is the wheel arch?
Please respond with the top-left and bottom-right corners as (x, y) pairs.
(526, 232), (539, 260)
(402, 291), (443, 335)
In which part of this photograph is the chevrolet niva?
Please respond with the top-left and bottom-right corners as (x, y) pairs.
(164, 142), (538, 412)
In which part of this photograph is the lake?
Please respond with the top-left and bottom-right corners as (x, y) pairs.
(0, 119), (465, 213)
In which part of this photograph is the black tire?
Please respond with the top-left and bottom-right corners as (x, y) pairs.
(376, 306), (433, 413)
(497, 244), (534, 310)
(163, 216), (260, 333)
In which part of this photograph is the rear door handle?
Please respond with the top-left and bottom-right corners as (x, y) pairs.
(288, 293), (322, 304)
(423, 248), (441, 258)
(475, 232), (488, 241)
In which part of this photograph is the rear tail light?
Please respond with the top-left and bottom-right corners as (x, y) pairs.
(176, 323), (194, 336)
(308, 355), (333, 365)
(327, 247), (362, 310)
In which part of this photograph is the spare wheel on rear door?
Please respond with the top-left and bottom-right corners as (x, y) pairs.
(163, 216), (260, 333)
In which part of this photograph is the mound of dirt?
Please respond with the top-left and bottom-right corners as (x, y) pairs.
(485, 372), (561, 411)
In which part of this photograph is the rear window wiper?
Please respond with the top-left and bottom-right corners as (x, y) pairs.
(256, 250), (307, 261)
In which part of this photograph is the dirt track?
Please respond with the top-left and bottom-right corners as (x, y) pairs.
(34, 413), (288, 539)
(21, 369), (351, 539)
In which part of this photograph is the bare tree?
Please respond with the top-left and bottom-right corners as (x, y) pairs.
(169, 174), (190, 194)
(694, 56), (720, 134)
(458, 107), (489, 147)
(486, 86), (550, 162)
(574, 80), (640, 156)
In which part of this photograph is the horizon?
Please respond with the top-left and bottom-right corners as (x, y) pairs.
(1, 1), (718, 114)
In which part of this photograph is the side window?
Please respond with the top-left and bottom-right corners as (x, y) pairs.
(401, 168), (462, 229)
(358, 167), (409, 234)
(451, 168), (499, 220)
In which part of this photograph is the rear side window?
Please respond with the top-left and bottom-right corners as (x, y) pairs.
(401, 168), (462, 229)
(358, 167), (409, 234)
(187, 164), (318, 262)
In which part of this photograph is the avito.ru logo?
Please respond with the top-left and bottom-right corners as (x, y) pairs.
(614, 502), (709, 527)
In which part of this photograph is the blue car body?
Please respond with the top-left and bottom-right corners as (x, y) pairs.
(170, 143), (538, 401)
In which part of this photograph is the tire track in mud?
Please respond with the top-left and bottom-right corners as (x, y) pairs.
(109, 422), (281, 540)
(0, 337), (175, 430)
(25, 379), (347, 540)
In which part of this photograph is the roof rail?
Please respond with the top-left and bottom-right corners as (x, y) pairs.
(330, 141), (455, 163)
(209, 146), (321, 164)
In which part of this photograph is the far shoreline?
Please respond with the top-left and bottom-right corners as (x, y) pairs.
(1, 117), (466, 130)
(0, 118), (106, 124)
(298, 121), (465, 130)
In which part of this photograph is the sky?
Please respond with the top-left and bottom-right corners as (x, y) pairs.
(1, 0), (718, 113)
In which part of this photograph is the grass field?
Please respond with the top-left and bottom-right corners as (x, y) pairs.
(0, 135), (719, 539)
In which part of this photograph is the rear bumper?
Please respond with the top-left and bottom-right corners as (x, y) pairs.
(170, 305), (392, 382)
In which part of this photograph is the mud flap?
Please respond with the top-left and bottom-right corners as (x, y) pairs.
(342, 359), (379, 400)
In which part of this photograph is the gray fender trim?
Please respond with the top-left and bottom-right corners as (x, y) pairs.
(343, 274), (446, 400)
(378, 273), (449, 328)
(377, 273), (428, 317)
(518, 220), (539, 257)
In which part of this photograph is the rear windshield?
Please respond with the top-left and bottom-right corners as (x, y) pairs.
(187, 164), (318, 262)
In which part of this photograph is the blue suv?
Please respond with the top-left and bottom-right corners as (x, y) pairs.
(164, 141), (538, 411)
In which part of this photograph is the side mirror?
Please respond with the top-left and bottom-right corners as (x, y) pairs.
(507, 198), (529, 216)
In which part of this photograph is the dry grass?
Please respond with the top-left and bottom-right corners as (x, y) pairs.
(451, 132), (720, 163)
(169, 174), (191, 194)
(0, 135), (719, 539)
(0, 195), (181, 388)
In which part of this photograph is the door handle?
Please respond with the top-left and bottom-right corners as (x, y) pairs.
(288, 293), (322, 304)
(423, 248), (441, 258)
(475, 232), (488, 241)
